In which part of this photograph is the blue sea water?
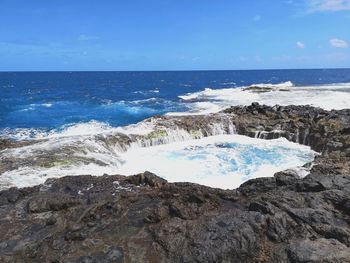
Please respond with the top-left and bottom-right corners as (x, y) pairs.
(1, 69), (350, 135)
(3, 69), (345, 189)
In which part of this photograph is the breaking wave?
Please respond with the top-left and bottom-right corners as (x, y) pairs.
(170, 81), (350, 115)
(0, 131), (316, 189)
(116, 135), (316, 189)
(0, 114), (239, 189)
(2, 80), (346, 189)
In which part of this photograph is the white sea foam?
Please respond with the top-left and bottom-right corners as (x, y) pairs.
(18, 103), (54, 112)
(132, 88), (160, 94)
(41, 103), (53, 107)
(1, 121), (115, 141)
(0, 127), (48, 140)
(129, 97), (158, 104)
(47, 121), (114, 138)
(100, 100), (157, 115)
(115, 121), (156, 136)
(116, 134), (316, 189)
(220, 82), (236, 85)
(0, 115), (236, 188)
(171, 82), (350, 115)
(0, 134), (316, 189)
(168, 102), (222, 116)
(0, 163), (120, 189)
(0, 120), (150, 141)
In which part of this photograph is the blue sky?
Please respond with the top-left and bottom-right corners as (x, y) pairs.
(0, 0), (349, 71)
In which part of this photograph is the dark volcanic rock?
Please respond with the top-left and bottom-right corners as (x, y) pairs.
(0, 104), (350, 262)
(223, 103), (350, 175)
(0, 171), (349, 262)
(126, 171), (168, 187)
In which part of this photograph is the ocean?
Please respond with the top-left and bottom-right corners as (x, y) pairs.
(1, 69), (350, 134)
(1, 69), (350, 189)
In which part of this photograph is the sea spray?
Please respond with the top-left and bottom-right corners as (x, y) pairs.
(116, 135), (317, 189)
(170, 82), (350, 116)
(0, 114), (239, 188)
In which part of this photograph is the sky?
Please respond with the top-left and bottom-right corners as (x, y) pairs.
(0, 0), (349, 71)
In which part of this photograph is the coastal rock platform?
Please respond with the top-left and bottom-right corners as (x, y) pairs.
(0, 103), (350, 262)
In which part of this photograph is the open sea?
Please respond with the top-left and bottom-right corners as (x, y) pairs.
(1, 69), (350, 189)
(1, 69), (350, 134)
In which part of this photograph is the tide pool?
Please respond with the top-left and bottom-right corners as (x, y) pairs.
(116, 134), (317, 189)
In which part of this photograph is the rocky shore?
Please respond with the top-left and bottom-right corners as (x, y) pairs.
(0, 103), (349, 262)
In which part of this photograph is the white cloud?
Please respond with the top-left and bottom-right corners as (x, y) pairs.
(330, 38), (348, 48)
(307, 0), (350, 12)
(296, 41), (306, 48)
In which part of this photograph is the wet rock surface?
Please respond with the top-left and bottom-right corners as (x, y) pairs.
(0, 103), (349, 262)
(223, 103), (350, 175)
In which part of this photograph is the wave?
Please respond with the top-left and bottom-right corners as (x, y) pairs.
(0, 133), (316, 189)
(129, 97), (159, 104)
(127, 97), (176, 107)
(166, 102), (222, 116)
(47, 121), (114, 138)
(17, 103), (53, 112)
(0, 119), (155, 141)
(0, 127), (49, 141)
(117, 135), (316, 189)
(173, 81), (350, 115)
(0, 114), (237, 188)
(220, 82), (236, 86)
(132, 88), (160, 95)
(0, 121), (117, 140)
(247, 81), (294, 89)
(3, 81), (350, 141)
(100, 100), (158, 115)
(1, 80), (347, 189)
(178, 81), (294, 101)
(1, 99), (163, 138)
(38, 103), (52, 107)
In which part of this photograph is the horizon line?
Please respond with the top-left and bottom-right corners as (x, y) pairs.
(1, 67), (350, 73)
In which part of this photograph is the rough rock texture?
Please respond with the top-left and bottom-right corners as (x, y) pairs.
(223, 103), (350, 175)
(0, 171), (349, 263)
(0, 103), (349, 262)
